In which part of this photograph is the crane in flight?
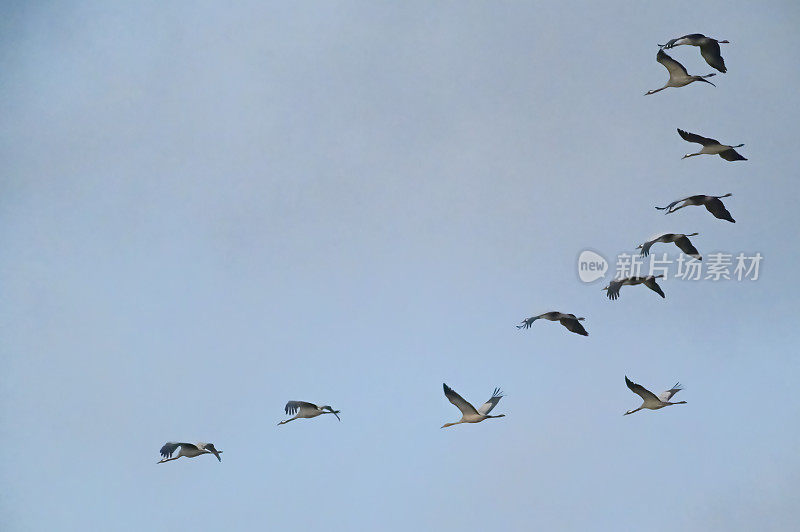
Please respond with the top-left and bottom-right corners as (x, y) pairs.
(656, 194), (735, 223)
(637, 232), (702, 260)
(278, 401), (341, 425)
(158, 442), (222, 463)
(603, 275), (665, 300)
(624, 377), (687, 415)
(517, 311), (588, 336)
(660, 34), (729, 73)
(441, 383), (505, 428)
(645, 49), (716, 95)
(677, 129), (747, 161)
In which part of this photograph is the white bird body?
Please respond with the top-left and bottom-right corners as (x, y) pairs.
(624, 377), (686, 415)
(441, 384), (505, 428)
(696, 144), (728, 155)
(278, 401), (341, 425)
(158, 441), (222, 463)
(646, 49), (716, 95)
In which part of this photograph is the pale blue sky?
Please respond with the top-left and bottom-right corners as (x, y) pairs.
(2, 2), (800, 531)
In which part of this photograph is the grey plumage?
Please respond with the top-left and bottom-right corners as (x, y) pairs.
(656, 194), (735, 223)
(678, 129), (746, 161)
(603, 275), (666, 301)
(517, 311), (588, 336)
(661, 34), (729, 73)
(645, 50), (716, 95)
(638, 233), (702, 260)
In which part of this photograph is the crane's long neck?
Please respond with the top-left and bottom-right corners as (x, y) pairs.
(278, 415), (299, 425)
(441, 421), (463, 428)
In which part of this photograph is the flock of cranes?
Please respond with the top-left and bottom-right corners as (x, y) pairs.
(158, 32), (741, 464)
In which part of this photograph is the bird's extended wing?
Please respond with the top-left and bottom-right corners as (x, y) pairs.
(559, 317), (588, 336)
(658, 383), (684, 403)
(678, 128), (718, 146)
(625, 376), (661, 403)
(700, 41), (726, 73)
(675, 235), (701, 259)
(443, 383), (479, 417)
(704, 198), (735, 222)
(605, 279), (624, 300)
(719, 148), (747, 161)
(285, 401), (317, 415)
(643, 277), (665, 298)
(160, 442), (196, 459)
(517, 316), (537, 329)
(657, 49), (689, 78)
(639, 239), (656, 257)
(477, 387), (504, 415)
